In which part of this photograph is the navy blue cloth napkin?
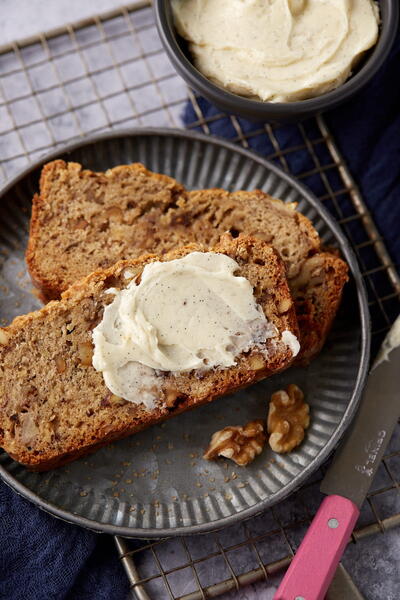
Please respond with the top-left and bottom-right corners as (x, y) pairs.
(1, 29), (399, 600)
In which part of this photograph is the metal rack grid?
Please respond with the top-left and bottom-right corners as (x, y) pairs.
(0, 2), (399, 598)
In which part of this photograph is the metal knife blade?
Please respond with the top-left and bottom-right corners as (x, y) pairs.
(320, 316), (400, 507)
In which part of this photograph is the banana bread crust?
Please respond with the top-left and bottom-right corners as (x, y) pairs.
(2, 234), (298, 470)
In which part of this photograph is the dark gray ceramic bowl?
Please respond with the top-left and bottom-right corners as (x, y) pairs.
(155, 0), (399, 122)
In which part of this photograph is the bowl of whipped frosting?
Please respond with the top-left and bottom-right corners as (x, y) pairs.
(155, 0), (398, 121)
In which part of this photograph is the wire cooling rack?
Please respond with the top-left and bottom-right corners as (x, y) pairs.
(0, 2), (399, 599)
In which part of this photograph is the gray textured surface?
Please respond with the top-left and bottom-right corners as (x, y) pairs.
(1, 3), (399, 599)
(0, 0), (135, 48)
(342, 528), (400, 600)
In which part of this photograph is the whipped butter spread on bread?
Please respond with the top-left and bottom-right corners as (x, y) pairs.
(92, 251), (299, 408)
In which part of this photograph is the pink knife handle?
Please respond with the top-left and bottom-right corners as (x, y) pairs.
(275, 495), (360, 600)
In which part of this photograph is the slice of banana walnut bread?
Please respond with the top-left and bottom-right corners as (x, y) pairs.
(2, 234), (299, 471)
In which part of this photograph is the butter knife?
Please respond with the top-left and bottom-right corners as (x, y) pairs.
(275, 314), (400, 600)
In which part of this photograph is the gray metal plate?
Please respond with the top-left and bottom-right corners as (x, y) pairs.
(0, 128), (370, 537)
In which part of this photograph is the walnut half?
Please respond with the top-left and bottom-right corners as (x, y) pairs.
(203, 420), (266, 466)
(267, 384), (310, 453)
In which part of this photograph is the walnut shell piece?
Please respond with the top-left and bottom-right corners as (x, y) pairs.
(267, 384), (310, 453)
(203, 420), (266, 466)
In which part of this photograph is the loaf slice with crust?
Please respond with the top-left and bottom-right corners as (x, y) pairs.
(1, 234), (299, 471)
(290, 252), (349, 363)
(185, 191), (348, 363)
(26, 160), (348, 362)
(26, 160), (187, 302)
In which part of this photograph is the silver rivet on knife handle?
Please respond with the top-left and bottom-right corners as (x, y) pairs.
(328, 518), (339, 529)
